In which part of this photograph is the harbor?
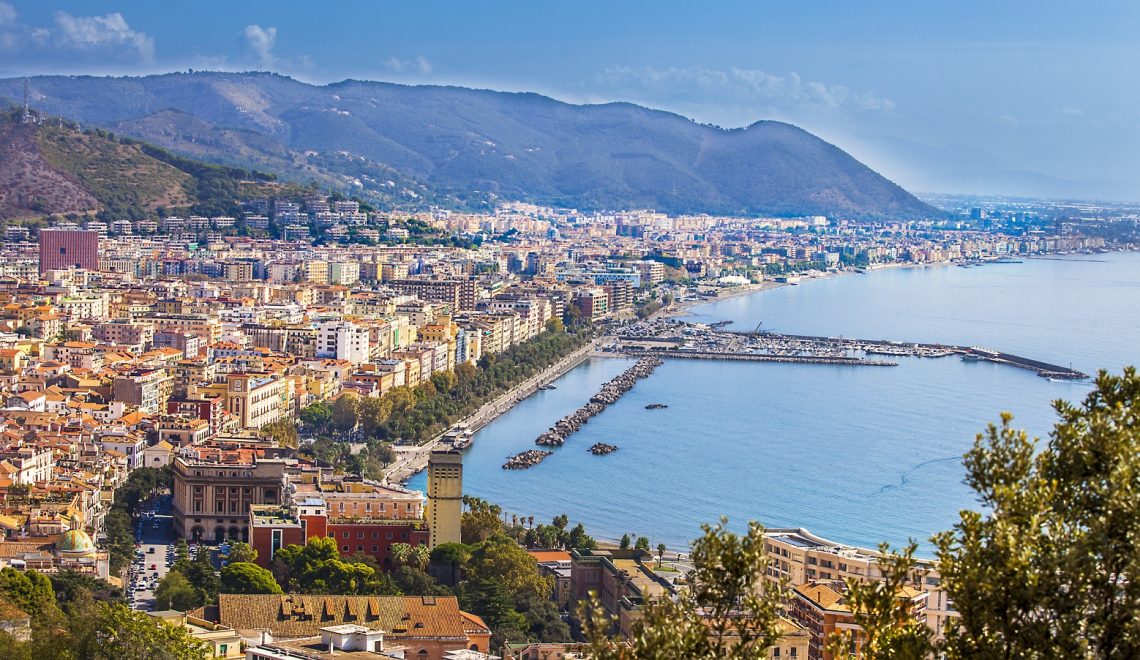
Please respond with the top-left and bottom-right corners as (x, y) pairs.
(611, 319), (1088, 380)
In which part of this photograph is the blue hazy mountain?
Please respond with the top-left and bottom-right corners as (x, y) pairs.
(1, 72), (937, 218)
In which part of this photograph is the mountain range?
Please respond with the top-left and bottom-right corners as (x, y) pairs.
(0, 72), (938, 218)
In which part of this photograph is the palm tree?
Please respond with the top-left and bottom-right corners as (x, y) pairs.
(411, 544), (430, 572)
(390, 542), (412, 568)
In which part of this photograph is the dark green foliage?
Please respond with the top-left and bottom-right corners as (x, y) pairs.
(102, 509), (135, 574)
(154, 571), (201, 611)
(0, 569), (58, 619)
(49, 572), (123, 608)
(219, 562), (283, 594)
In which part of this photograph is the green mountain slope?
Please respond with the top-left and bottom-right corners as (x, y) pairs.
(0, 108), (301, 221)
(1, 72), (939, 218)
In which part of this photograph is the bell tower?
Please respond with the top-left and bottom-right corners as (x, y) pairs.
(426, 449), (462, 548)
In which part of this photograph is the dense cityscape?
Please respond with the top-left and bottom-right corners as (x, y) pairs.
(0, 2), (1137, 659)
(0, 188), (1131, 658)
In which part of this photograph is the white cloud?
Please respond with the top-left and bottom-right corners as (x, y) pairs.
(599, 64), (895, 113)
(52, 11), (155, 62)
(0, 2), (16, 26)
(383, 56), (432, 75)
(243, 24), (277, 68)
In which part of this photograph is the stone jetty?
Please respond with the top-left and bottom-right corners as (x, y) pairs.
(503, 449), (552, 469)
(535, 357), (662, 447)
(589, 443), (618, 455)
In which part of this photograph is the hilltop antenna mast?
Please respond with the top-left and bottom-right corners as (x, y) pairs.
(21, 78), (33, 123)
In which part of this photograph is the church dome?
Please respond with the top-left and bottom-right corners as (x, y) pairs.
(57, 528), (96, 556)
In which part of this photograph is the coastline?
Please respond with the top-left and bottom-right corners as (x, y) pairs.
(384, 337), (603, 483)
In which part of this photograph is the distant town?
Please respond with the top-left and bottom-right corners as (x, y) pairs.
(0, 193), (1134, 658)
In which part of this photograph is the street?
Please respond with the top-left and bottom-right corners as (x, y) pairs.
(126, 495), (178, 611)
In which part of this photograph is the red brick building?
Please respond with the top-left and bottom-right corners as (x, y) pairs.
(250, 492), (429, 571)
(39, 229), (99, 274)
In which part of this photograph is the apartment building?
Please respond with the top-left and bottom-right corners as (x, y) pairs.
(112, 368), (173, 414)
(764, 529), (955, 641)
(389, 278), (477, 311)
(225, 373), (292, 430)
(316, 320), (371, 364)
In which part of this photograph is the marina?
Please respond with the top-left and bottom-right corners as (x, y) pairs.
(612, 319), (1087, 380)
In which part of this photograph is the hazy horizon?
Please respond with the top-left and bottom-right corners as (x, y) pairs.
(1, 0), (1136, 202)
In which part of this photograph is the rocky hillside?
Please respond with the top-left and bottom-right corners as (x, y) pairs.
(0, 108), (297, 221)
(1, 73), (938, 218)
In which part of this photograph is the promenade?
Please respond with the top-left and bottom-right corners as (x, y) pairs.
(383, 338), (600, 483)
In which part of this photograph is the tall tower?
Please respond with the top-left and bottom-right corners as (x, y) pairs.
(426, 449), (462, 548)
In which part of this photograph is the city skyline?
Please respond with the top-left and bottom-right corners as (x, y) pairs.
(0, 1), (1137, 201)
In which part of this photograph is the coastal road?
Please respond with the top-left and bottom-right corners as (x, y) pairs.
(384, 338), (601, 483)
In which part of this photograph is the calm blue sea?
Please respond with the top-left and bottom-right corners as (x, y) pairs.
(409, 252), (1140, 553)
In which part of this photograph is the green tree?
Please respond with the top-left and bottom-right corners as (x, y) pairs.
(154, 571), (201, 611)
(102, 508), (136, 574)
(934, 369), (1140, 659)
(171, 539), (191, 575)
(393, 566), (452, 596)
(186, 550), (219, 604)
(49, 572), (122, 609)
(90, 602), (211, 659)
(220, 562), (284, 594)
(330, 394), (360, 433)
(461, 498), (505, 544)
(466, 536), (552, 603)
(261, 419), (298, 448)
(300, 401), (332, 428)
(579, 518), (785, 660)
(430, 543), (471, 587)
(390, 543), (413, 568)
(826, 542), (934, 659)
(567, 523), (596, 550)
(0, 569), (57, 619)
(226, 541), (257, 564)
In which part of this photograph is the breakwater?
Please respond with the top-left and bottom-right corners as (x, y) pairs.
(768, 333), (1088, 380)
(535, 357), (662, 447)
(503, 449), (552, 470)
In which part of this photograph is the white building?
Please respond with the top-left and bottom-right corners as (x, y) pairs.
(316, 320), (370, 364)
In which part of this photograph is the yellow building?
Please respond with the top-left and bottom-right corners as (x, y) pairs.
(426, 450), (462, 548)
(764, 529), (955, 641)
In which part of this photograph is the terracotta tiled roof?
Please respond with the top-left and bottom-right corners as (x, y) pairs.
(216, 594), (473, 641)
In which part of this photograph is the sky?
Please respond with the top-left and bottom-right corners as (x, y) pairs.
(1, 1), (1137, 200)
